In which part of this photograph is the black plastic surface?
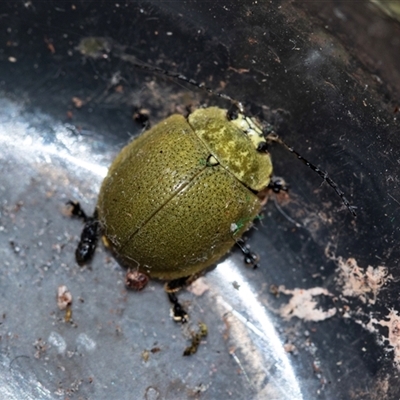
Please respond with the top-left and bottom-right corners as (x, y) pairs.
(1, 1), (400, 399)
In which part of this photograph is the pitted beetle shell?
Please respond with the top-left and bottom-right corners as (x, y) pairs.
(97, 107), (273, 280)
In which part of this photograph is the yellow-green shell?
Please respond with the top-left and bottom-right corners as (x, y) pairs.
(97, 107), (273, 280)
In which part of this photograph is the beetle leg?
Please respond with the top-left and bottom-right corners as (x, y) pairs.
(164, 275), (199, 324)
(226, 103), (240, 121)
(75, 215), (99, 265)
(165, 276), (196, 292)
(236, 238), (259, 269)
(132, 108), (150, 131)
(268, 176), (289, 193)
(167, 292), (189, 323)
(67, 200), (89, 220)
(67, 201), (100, 266)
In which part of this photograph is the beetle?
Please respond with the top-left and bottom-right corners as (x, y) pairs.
(68, 63), (356, 324)
(68, 104), (276, 321)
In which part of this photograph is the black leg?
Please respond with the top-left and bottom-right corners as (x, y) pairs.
(67, 201), (100, 266)
(165, 275), (208, 356)
(164, 275), (199, 323)
(227, 103), (240, 121)
(167, 292), (188, 323)
(268, 176), (289, 193)
(132, 108), (150, 131)
(67, 200), (89, 220)
(236, 238), (259, 269)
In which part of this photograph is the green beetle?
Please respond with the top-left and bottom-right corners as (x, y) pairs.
(69, 105), (276, 319)
(98, 106), (271, 280)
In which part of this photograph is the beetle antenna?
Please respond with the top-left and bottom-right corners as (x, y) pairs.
(126, 57), (356, 215)
(265, 133), (357, 216)
(119, 56), (244, 111)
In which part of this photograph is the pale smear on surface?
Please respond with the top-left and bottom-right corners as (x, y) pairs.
(366, 309), (400, 368)
(276, 249), (399, 371)
(278, 286), (336, 321)
(334, 257), (391, 305)
(187, 277), (210, 296)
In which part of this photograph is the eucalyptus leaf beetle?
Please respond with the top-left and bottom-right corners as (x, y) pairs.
(69, 104), (275, 320)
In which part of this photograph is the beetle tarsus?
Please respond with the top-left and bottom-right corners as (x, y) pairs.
(75, 216), (100, 266)
(165, 277), (196, 323)
(168, 292), (188, 323)
(67, 201), (100, 265)
(268, 176), (289, 193)
(236, 239), (259, 269)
